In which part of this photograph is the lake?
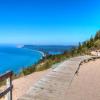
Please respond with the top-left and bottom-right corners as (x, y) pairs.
(0, 45), (75, 74)
(0, 45), (43, 74)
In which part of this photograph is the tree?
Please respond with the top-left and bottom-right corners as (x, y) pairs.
(94, 30), (100, 40)
(94, 40), (100, 49)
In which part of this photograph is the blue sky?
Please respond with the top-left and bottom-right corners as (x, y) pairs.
(0, 0), (100, 45)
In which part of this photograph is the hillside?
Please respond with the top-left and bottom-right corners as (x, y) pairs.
(71, 30), (100, 55)
(19, 31), (100, 76)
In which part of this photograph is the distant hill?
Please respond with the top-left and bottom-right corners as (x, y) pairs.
(24, 30), (100, 56)
(23, 45), (76, 55)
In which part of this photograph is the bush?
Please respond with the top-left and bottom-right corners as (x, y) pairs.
(20, 65), (36, 75)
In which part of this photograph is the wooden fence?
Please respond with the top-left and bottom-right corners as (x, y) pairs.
(0, 71), (13, 100)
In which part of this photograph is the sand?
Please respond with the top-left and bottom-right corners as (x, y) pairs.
(1, 58), (100, 100)
(0, 69), (51, 100)
(13, 69), (51, 100)
(66, 59), (100, 100)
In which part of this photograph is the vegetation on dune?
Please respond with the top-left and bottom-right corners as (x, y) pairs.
(19, 52), (73, 76)
(18, 30), (100, 76)
(1, 30), (99, 85)
(77, 30), (100, 52)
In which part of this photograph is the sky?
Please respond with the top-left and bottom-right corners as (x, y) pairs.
(0, 0), (100, 45)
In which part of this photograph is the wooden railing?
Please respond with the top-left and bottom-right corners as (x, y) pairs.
(0, 71), (13, 100)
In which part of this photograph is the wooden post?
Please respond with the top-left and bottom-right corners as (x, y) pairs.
(0, 71), (13, 100)
(5, 77), (12, 100)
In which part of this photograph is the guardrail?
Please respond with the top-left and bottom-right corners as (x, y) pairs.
(0, 71), (13, 100)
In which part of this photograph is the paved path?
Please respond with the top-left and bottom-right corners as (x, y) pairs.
(18, 55), (93, 100)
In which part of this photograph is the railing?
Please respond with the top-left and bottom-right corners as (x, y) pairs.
(0, 71), (13, 100)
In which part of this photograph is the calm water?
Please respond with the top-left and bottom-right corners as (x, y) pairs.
(0, 45), (75, 74)
(0, 45), (43, 74)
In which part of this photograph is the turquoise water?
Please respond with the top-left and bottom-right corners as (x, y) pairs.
(0, 45), (74, 74)
(0, 46), (43, 74)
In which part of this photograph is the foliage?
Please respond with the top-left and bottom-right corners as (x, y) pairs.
(20, 65), (36, 75)
(94, 30), (100, 40)
(73, 30), (100, 54)
(94, 40), (100, 49)
(17, 30), (100, 76)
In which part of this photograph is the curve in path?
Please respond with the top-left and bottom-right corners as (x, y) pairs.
(18, 55), (97, 100)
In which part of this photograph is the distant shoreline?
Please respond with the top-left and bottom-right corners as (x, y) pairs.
(0, 46), (46, 75)
(31, 49), (46, 58)
(23, 47), (46, 58)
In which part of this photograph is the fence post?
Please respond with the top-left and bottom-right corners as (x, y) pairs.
(5, 76), (12, 100)
(0, 71), (13, 100)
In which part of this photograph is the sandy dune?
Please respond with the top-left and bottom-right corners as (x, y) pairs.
(0, 69), (50, 100)
(13, 69), (51, 100)
(1, 57), (100, 100)
(66, 59), (100, 100)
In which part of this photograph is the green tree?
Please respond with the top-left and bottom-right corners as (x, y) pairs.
(94, 40), (100, 49)
(94, 30), (100, 40)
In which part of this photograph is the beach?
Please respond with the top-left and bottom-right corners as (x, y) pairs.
(66, 58), (100, 100)
(31, 49), (46, 58)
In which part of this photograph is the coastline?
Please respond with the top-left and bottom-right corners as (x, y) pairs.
(17, 47), (47, 75)
(17, 48), (46, 74)
(23, 47), (46, 58)
(31, 49), (46, 58)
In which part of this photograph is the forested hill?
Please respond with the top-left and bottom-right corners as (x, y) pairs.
(23, 45), (75, 55)
(72, 30), (100, 55)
